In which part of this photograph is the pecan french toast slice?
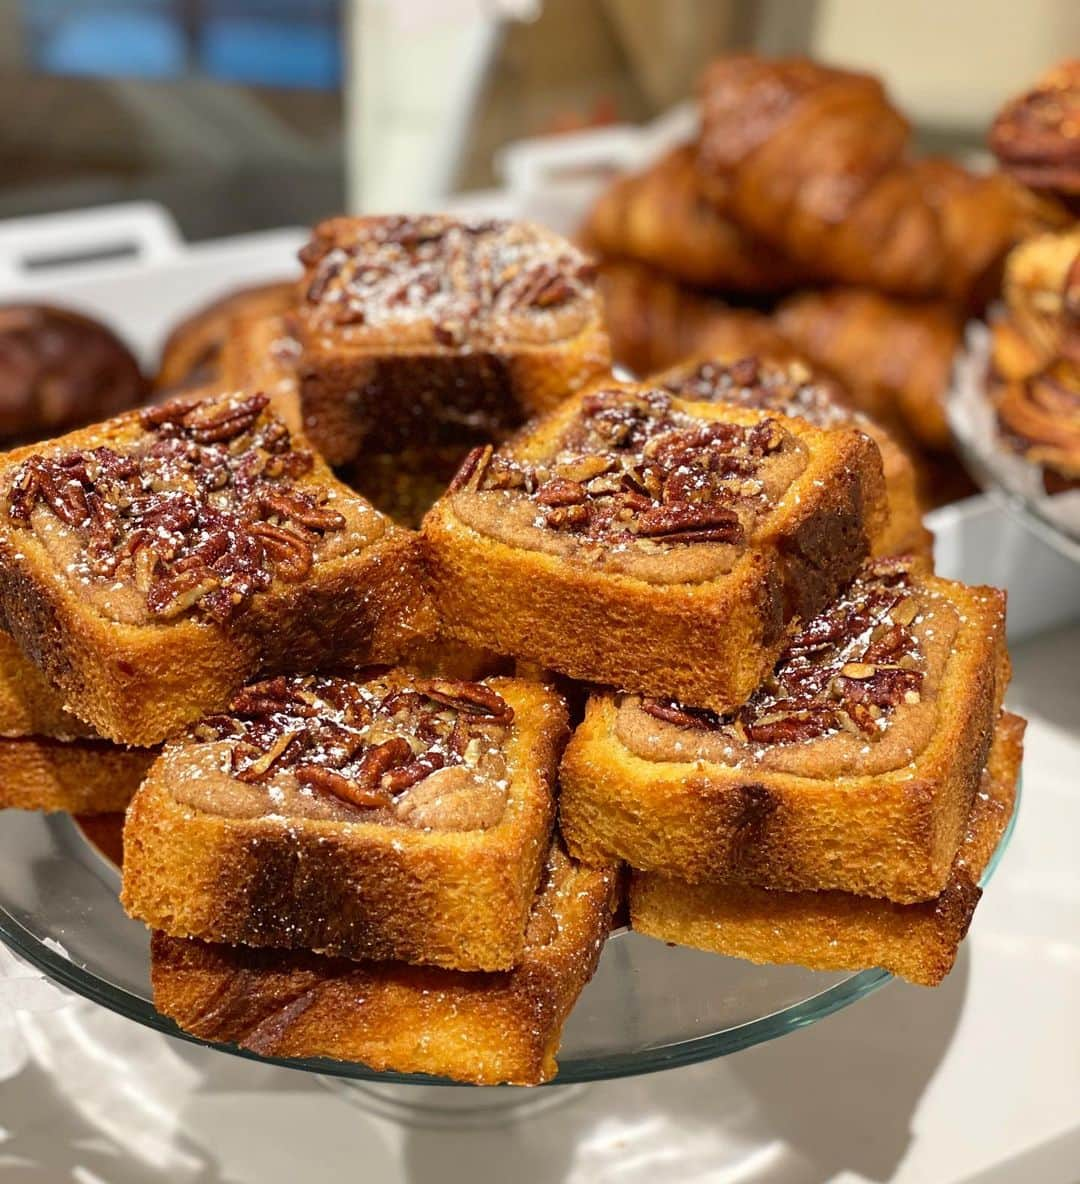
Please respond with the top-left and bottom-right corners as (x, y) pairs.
(629, 713), (1023, 986)
(0, 390), (433, 745)
(424, 381), (887, 713)
(560, 556), (1010, 902)
(651, 353), (931, 558)
(122, 673), (564, 971)
(150, 843), (618, 1085)
(294, 215), (611, 464)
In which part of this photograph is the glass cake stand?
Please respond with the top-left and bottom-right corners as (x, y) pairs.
(948, 320), (1080, 564)
(0, 795), (1019, 1124)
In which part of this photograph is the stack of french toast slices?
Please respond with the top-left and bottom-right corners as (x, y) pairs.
(0, 213), (1021, 1086)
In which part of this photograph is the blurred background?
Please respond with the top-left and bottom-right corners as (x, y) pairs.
(0, 0), (1076, 238)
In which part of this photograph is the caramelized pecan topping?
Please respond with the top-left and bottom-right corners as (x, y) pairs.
(5, 391), (345, 622)
(657, 355), (856, 430)
(640, 558), (927, 744)
(301, 215), (596, 337)
(462, 388), (794, 548)
(199, 672), (513, 813)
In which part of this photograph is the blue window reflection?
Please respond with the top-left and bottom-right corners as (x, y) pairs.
(22, 2), (342, 89)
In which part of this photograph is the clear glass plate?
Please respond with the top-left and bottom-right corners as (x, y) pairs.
(0, 788), (1018, 1088)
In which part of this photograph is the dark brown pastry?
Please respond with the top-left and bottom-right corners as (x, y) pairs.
(697, 55), (1068, 305)
(775, 288), (964, 450)
(0, 304), (146, 443)
(581, 144), (809, 292)
(594, 259), (790, 376)
(990, 59), (1080, 201)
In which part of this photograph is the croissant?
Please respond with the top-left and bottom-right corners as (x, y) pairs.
(698, 55), (1067, 305)
(593, 259), (789, 376)
(581, 144), (808, 292)
(990, 59), (1080, 203)
(775, 288), (963, 450)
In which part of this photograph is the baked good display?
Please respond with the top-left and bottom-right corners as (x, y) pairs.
(987, 227), (1080, 487)
(424, 381), (887, 712)
(581, 144), (809, 292)
(0, 631), (153, 813)
(122, 673), (565, 971)
(156, 280), (297, 393)
(0, 389), (432, 746)
(0, 737), (153, 815)
(560, 556), (1009, 902)
(990, 59), (1080, 204)
(649, 354), (931, 558)
(150, 843), (617, 1085)
(0, 304), (146, 444)
(337, 443), (477, 530)
(293, 215), (611, 464)
(630, 712), (1023, 986)
(697, 55), (1066, 306)
(775, 288), (964, 451)
(593, 259), (789, 376)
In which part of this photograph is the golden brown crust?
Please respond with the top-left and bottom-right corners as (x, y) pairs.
(423, 382), (887, 713)
(594, 259), (790, 377)
(775, 288), (963, 450)
(698, 54), (1068, 305)
(581, 144), (808, 292)
(0, 629), (92, 740)
(559, 568), (1009, 903)
(294, 216), (611, 465)
(217, 313), (304, 432)
(149, 844), (618, 1085)
(156, 280), (297, 393)
(629, 713), (1024, 986)
(0, 395), (435, 745)
(122, 678), (565, 971)
(0, 736), (154, 814)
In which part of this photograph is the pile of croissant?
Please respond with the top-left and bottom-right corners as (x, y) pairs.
(582, 53), (1077, 507)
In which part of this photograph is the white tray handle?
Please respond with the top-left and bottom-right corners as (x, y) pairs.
(0, 202), (183, 286)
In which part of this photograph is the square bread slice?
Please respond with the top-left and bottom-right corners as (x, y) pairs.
(424, 381), (887, 713)
(560, 557), (1009, 902)
(0, 390), (434, 746)
(0, 736), (154, 815)
(149, 844), (618, 1085)
(122, 673), (565, 971)
(630, 712), (1024, 986)
(649, 353), (931, 559)
(0, 628), (92, 740)
(293, 215), (611, 464)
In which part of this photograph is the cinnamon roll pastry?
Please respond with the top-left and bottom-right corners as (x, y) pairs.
(581, 144), (809, 292)
(995, 360), (1080, 486)
(990, 59), (1080, 203)
(698, 55), (1067, 305)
